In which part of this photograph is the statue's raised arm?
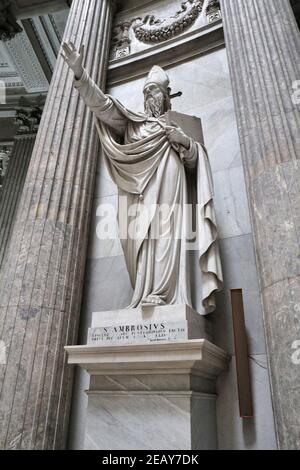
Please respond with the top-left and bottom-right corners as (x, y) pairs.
(61, 42), (127, 135)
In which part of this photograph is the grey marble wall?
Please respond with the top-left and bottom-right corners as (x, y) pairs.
(68, 48), (277, 450)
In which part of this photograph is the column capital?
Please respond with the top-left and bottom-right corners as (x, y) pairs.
(15, 95), (45, 136)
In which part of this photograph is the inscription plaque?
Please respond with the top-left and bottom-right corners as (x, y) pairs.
(88, 321), (189, 345)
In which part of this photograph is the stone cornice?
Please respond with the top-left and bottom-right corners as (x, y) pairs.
(65, 339), (230, 379)
(108, 20), (224, 86)
(13, 0), (70, 19)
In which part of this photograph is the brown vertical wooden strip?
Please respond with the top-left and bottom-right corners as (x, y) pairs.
(231, 289), (253, 418)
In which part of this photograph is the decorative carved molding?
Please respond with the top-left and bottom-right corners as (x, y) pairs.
(0, 43), (23, 88)
(206, 0), (220, 12)
(0, 0), (23, 42)
(4, 29), (49, 93)
(2, 80), (23, 88)
(108, 20), (224, 86)
(111, 21), (132, 60)
(206, 0), (221, 23)
(133, 0), (204, 44)
(0, 146), (12, 188)
(15, 95), (45, 135)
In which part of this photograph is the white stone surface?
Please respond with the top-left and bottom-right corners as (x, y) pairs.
(91, 303), (206, 326)
(81, 256), (133, 315)
(94, 152), (118, 199)
(85, 389), (216, 450)
(88, 321), (191, 345)
(66, 339), (229, 450)
(87, 195), (123, 259)
(88, 304), (212, 346)
(66, 339), (229, 378)
(67, 367), (89, 450)
(213, 166), (252, 239)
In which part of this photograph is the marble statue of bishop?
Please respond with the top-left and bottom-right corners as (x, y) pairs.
(62, 42), (223, 314)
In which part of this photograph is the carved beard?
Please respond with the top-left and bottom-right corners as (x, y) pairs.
(144, 94), (165, 118)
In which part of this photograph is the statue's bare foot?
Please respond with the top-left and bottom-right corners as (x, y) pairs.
(141, 295), (166, 307)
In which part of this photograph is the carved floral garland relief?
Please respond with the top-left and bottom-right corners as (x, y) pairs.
(132, 0), (204, 44)
(111, 0), (221, 60)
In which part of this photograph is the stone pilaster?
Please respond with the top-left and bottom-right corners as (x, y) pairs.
(220, 0), (300, 449)
(0, 136), (35, 271)
(0, 0), (115, 450)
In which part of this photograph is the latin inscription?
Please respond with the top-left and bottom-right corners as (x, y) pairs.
(88, 321), (188, 345)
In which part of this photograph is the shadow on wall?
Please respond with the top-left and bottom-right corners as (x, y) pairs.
(290, 0), (300, 28)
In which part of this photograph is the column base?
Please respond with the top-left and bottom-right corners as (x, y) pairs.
(66, 340), (229, 450)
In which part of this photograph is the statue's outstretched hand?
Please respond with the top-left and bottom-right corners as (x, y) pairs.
(61, 42), (84, 80)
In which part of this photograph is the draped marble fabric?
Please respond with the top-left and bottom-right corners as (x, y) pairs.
(74, 70), (223, 313)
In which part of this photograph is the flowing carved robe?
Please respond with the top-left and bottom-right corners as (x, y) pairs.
(74, 70), (223, 314)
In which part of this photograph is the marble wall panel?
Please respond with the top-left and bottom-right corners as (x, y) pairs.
(87, 195), (123, 260)
(94, 152), (118, 199)
(216, 355), (277, 450)
(213, 235), (266, 356)
(85, 393), (192, 450)
(67, 368), (89, 450)
(213, 166), (251, 240)
(80, 256), (133, 323)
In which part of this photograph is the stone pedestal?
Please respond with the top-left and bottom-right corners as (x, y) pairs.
(67, 305), (228, 450)
(66, 339), (229, 450)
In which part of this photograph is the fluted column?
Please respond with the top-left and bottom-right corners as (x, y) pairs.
(220, 0), (300, 449)
(0, 0), (115, 450)
(0, 136), (35, 271)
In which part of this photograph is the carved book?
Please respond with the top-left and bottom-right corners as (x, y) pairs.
(165, 110), (204, 146)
